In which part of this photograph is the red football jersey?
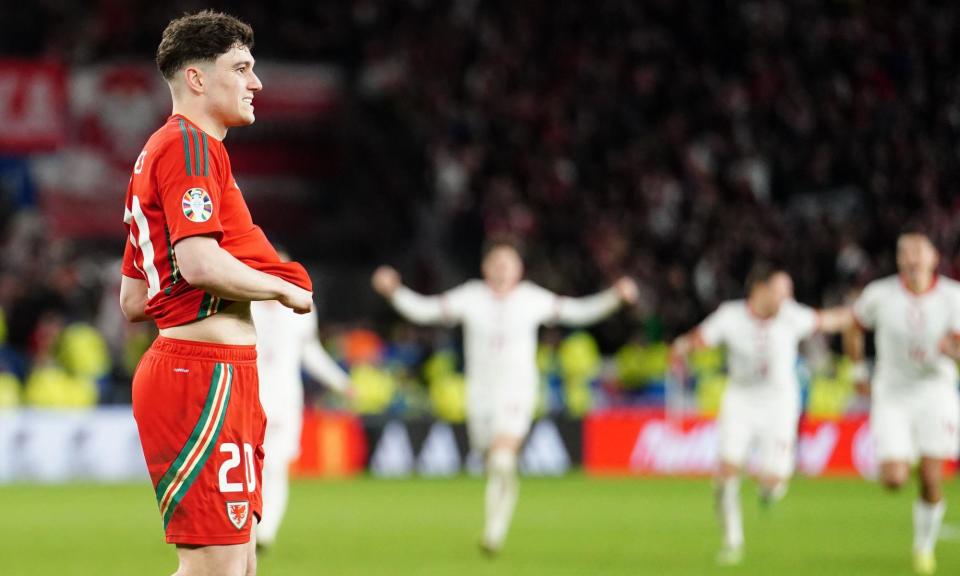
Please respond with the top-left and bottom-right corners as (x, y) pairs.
(122, 114), (312, 329)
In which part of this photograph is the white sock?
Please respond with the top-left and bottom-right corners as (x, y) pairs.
(483, 448), (519, 549)
(913, 499), (946, 554)
(715, 477), (743, 550)
(759, 480), (788, 503)
(256, 454), (290, 546)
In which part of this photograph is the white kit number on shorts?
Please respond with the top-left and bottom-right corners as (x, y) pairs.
(218, 442), (256, 493)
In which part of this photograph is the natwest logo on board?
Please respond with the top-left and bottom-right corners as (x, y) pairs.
(584, 409), (902, 478)
(629, 419), (717, 474)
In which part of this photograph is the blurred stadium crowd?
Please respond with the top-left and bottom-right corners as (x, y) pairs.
(1, 1), (958, 418)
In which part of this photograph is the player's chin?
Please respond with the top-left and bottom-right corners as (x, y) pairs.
(234, 111), (256, 126)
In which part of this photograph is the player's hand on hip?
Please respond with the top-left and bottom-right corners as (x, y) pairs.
(372, 266), (401, 297)
(614, 276), (639, 305)
(278, 283), (313, 314)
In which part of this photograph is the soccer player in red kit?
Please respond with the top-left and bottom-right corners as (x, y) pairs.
(119, 11), (312, 576)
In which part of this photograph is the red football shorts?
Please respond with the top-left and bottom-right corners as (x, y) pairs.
(132, 336), (264, 546)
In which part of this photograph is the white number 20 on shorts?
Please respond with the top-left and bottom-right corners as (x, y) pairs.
(218, 442), (257, 493)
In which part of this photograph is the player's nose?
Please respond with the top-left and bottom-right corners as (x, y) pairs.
(249, 72), (263, 91)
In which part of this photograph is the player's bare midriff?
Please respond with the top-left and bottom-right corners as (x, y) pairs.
(159, 300), (257, 345)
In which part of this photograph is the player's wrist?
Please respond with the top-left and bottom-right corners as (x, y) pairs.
(274, 278), (292, 300)
(387, 283), (406, 299)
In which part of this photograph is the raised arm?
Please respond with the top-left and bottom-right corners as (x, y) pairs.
(371, 266), (453, 325)
(815, 306), (855, 334)
(175, 236), (313, 313)
(554, 277), (638, 327)
(671, 303), (729, 361)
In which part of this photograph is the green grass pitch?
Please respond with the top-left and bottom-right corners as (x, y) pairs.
(2, 475), (958, 575)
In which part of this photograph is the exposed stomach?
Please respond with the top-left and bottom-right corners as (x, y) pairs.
(159, 300), (256, 345)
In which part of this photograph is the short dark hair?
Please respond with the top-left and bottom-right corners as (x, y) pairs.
(898, 222), (930, 241)
(156, 10), (254, 80)
(482, 237), (525, 260)
(745, 261), (782, 290)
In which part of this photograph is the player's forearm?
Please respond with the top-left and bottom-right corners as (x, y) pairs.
(844, 326), (865, 362)
(122, 303), (150, 323)
(671, 331), (703, 359)
(178, 242), (288, 302)
(817, 307), (854, 334)
(302, 340), (350, 392)
(555, 288), (621, 326)
(390, 286), (447, 325)
(119, 275), (150, 322)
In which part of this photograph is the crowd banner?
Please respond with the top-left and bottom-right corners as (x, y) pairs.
(0, 60), (67, 152)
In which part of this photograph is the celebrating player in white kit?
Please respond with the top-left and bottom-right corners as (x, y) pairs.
(371, 241), (638, 554)
(670, 265), (853, 565)
(849, 232), (960, 575)
(252, 299), (352, 549)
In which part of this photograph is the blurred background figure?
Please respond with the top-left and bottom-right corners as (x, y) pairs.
(372, 242), (638, 554)
(851, 232), (960, 575)
(252, 294), (353, 550)
(671, 265), (853, 565)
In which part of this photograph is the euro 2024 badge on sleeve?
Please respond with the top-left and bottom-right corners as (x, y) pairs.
(182, 188), (213, 223)
(226, 501), (249, 530)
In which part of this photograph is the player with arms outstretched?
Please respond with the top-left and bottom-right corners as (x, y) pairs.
(119, 11), (313, 576)
(850, 232), (960, 575)
(371, 242), (638, 555)
(671, 265), (852, 565)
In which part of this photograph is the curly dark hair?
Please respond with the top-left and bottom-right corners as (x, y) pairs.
(156, 10), (254, 80)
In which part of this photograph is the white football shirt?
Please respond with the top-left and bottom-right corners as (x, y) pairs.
(391, 280), (620, 399)
(252, 302), (349, 418)
(854, 275), (960, 390)
(697, 299), (819, 391)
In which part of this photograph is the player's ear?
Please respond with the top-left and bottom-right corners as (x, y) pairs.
(182, 65), (205, 94)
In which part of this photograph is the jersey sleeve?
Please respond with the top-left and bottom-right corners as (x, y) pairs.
(552, 289), (620, 326)
(787, 300), (819, 339)
(391, 282), (472, 325)
(155, 126), (224, 245)
(517, 284), (557, 324)
(697, 305), (730, 347)
(439, 282), (476, 323)
(852, 282), (881, 330)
